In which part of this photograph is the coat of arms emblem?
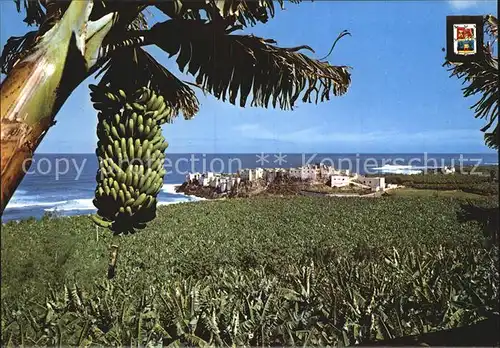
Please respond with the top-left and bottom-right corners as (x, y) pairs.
(446, 16), (484, 62)
(454, 24), (477, 55)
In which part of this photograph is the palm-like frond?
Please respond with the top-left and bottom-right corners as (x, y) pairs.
(5, 0), (348, 116)
(156, 0), (302, 27)
(485, 14), (498, 45)
(484, 125), (498, 150)
(445, 14), (498, 149)
(14, 0), (45, 26)
(150, 19), (351, 110)
(0, 30), (38, 74)
(89, 2), (149, 32)
(445, 54), (498, 123)
(128, 10), (149, 31)
(97, 47), (199, 120)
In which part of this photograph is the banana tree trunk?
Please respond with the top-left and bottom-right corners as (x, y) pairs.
(0, 0), (114, 215)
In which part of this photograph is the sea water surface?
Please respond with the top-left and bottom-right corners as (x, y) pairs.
(2, 153), (497, 222)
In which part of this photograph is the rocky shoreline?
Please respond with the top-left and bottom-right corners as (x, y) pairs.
(175, 180), (268, 199)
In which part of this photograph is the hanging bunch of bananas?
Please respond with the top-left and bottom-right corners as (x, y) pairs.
(90, 84), (172, 234)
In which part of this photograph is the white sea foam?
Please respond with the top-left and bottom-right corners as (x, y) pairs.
(161, 183), (206, 203)
(383, 169), (422, 175)
(5, 184), (204, 214)
(44, 199), (96, 212)
(371, 165), (422, 175)
(5, 200), (69, 209)
(161, 184), (181, 195)
(43, 195), (203, 212)
(158, 198), (190, 206)
(372, 165), (415, 170)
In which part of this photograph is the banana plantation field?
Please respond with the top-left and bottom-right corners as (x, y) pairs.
(1, 196), (498, 346)
(383, 174), (498, 196)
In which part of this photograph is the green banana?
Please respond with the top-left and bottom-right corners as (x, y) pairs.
(118, 89), (127, 100)
(151, 95), (164, 111)
(145, 93), (157, 110)
(132, 173), (139, 188)
(141, 176), (153, 193)
(91, 215), (112, 228)
(111, 125), (120, 140)
(132, 193), (148, 208)
(119, 123), (126, 137)
(120, 138), (127, 160)
(132, 102), (145, 111)
(102, 120), (111, 134)
(91, 85), (173, 234)
(125, 170), (133, 186)
(128, 117), (135, 137)
(118, 190), (125, 205)
(127, 138), (134, 159)
(125, 198), (135, 207)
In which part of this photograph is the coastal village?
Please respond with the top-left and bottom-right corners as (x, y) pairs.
(180, 164), (401, 198)
(178, 163), (460, 198)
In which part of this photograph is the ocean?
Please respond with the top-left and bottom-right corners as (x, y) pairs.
(2, 153), (497, 222)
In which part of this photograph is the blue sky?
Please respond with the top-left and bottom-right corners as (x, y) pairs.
(1, 0), (497, 153)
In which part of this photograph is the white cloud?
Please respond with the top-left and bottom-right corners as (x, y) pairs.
(448, 0), (478, 10)
(233, 123), (480, 145)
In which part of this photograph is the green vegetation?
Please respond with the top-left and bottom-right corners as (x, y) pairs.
(383, 174), (498, 196)
(1, 196), (498, 346)
(460, 165), (498, 176)
(303, 183), (371, 195)
(386, 188), (488, 199)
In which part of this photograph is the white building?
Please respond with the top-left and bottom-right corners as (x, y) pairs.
(219, 181), (227, 192)
(330, 175), (351, 187)
(201, 178), (210, 187)
(229, 177), (239, 190)
(441, 166), (456, 174)
(255, 167), (264, 180)
(289, 165), (318, 181)
(290, 167), (300, 180)
(304, 166), (318, 181)
(187, 172), (201, 182)
(289, 168), (301, 179)
(320, 165), (338, 178)
(210, 177), (219, 188)
(266, 169), (279, 182)
(239, 168), (265, 181)
(239, 169), (252, 181)
(357, 176), (386, 191)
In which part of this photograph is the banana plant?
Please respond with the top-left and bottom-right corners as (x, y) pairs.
(444, 15), (498, 150)
(0, 0), (351, 215)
